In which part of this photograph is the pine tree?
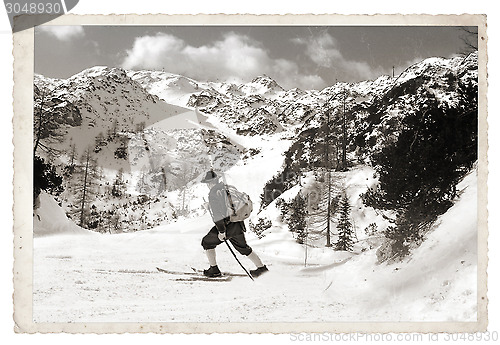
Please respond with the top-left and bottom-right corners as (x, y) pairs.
(114, 143), (128, 160)
(249, 218), (272, 239)
(33, 155), (64, 208)
(94, 132), (107, 153)
(109, 207), (122, 233)
(111, 168), (126, 197)
(135, 121), (146, 133)
(87, 204), (101, 230)
(362, 85), (477, 257)
(335, 193), (355, 251)
(289, 193), (308, 244)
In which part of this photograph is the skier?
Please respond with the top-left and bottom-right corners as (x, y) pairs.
(200, 170), (268, 278)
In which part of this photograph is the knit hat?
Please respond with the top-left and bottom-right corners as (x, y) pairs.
(201, 170), (218, 183)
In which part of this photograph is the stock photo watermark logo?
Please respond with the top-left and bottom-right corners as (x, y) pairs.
(289, 332), (499, 343)
(4, 0), (79, 32)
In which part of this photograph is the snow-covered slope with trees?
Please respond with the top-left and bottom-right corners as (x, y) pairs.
(33, 161), (478, 322)
(323, 168), (478, 321)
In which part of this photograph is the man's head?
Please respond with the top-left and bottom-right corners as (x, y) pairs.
(201, 170), (219, 188)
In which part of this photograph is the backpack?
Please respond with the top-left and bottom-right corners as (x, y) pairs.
(224, 184), (253, 222)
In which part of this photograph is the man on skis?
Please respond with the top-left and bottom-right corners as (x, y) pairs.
(200, 170), (268, 278)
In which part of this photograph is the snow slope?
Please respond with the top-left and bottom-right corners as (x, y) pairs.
(128, 70), (202, 108)
(33, 163), (478, 323)
(323, 169), (478, 321)
(33, 192), (90, 237)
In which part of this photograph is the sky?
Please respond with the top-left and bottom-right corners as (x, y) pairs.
(34, 25), (476, 90)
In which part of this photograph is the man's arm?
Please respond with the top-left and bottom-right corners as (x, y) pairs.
(210, 187), (230, 233)
(214, 219), (227, 234)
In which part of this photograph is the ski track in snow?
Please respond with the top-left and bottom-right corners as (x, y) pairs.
(33, 215), (350, 322)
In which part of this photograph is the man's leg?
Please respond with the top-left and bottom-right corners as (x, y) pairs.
(201, 226), (223, 252)
(226, 222), (252, 256)
(229, 233), (268, 277)
(226, 222), (267, 271)
(247, 251), (264, 268)
(201, 226), (223, 277)
(206, 248), (217, 266)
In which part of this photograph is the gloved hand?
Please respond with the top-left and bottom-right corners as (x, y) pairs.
(218, 232), (226, 241)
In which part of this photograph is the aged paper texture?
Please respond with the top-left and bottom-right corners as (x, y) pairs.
(13, 13), (488, 333)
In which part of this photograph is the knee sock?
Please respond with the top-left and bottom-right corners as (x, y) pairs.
(247, 251), (264, 268)
(206, 249), (217, 267)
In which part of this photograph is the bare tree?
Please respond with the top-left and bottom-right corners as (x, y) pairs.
(458, 26), (478, 54)
(321, 91), (345, 246)
(306, 175), (341, 248)
(72, 147), (99, 228)
(324, 107), (335, 247)
(33, 83), (66, 156)
(68, 141), (77, 166)
(174, 161), (200, 216)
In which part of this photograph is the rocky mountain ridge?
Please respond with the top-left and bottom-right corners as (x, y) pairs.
(33, 51), (478, 233)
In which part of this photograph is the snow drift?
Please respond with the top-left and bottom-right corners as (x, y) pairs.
(34, 192), (90, 236)
(323, 168), (478, 321)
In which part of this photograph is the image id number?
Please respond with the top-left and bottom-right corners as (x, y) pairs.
(5, 2), (63, 14)
(444, 331), (498, 342)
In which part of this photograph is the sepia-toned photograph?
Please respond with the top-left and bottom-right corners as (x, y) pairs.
(13, 14), (487, 333)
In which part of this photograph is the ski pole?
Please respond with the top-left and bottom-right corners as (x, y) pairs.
(224, 239), (254, 281)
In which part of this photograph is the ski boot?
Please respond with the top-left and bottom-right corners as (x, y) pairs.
(203, 265), (222, 278)
(250, 265), (268, 278)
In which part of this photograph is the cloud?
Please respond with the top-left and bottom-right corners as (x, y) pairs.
(38, 26), (85, 42)
(295, 31), (387, 82)
(121, 32), (326, 90)
(396, 56), (426, 74)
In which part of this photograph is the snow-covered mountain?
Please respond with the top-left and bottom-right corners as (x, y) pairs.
(35, 67), (192, 153)
(34, 51), (478, 234)
(356, 53), (478, 156)
(127, 70), (202, 108)
(38, 52), (477, 145)
(34, 67), (244, 231)
(127, 53), (477, 142)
